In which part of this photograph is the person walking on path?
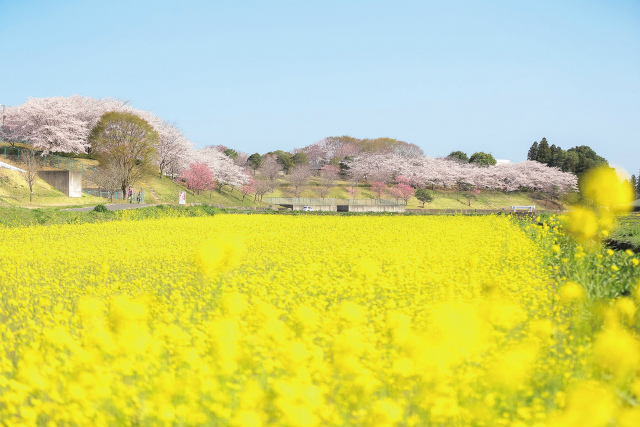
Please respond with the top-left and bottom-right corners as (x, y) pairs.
(136, 191), (141, 204)
(128, 187), (133, 203)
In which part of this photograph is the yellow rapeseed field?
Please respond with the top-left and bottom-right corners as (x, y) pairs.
(1, 214), (639, 426)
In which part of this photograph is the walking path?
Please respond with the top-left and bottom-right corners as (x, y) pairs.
(141, 180), (160, 201)
(63, 204), (155, 212)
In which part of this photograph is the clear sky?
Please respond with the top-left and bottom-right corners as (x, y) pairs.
(1, 0), (639, 174)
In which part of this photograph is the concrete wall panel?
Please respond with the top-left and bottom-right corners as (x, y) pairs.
(37, 170), (82, 197)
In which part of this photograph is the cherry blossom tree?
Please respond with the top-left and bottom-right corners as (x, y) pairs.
(288, 164), (313, 197)
(241, 176), (256, 201)
(347, 153), (577, 196)
(3, 96), (197, 178)
(388, 185), (404, 201)
(18, 149), (40, 203)
(235, 152), (249, 167)
(155, 122), (193, 179)
(318, 165), (340, 199)
(398, 183), (415, 204)
(180, 163), (214, 195)
(259, 155), (282, 181)
(370, 182), (387, 199)
(346, 186), (361, 199)
(254, 179), (277, 201)
(346, 178), (362, 199)
(4, 97), (93, 154)
(196, 146), (248, 193)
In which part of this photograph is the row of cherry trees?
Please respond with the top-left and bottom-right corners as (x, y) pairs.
(345, 153), (577, 193)
(2, 96), (577, 200)
(2, 96), (250, 191)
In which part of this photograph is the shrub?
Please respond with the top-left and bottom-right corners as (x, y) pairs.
(93, 204), (108, 213)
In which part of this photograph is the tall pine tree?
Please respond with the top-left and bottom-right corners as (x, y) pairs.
(527, 141), (539, 161)
(537, 138), (551, 164)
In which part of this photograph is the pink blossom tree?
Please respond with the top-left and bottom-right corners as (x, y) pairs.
(398, 183), (415, 204)
(370, 182), (387, 199)
(346, 186), (361, 199)
(180, 163), (214, 195)
(241, 176), (256, 201)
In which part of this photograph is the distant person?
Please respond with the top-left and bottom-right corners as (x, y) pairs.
(136, 191), (141, 204)
(128, 187), (133, 203)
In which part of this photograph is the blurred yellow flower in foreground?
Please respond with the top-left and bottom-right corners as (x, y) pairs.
(582, 166), (634, 214)
(196, 232), (245, 278)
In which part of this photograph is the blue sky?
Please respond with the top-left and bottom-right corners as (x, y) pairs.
(1, 0), (639, 174)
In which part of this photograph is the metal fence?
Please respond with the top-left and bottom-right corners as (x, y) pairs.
(1, 144), (96, 174)
(265, 197), (339, 206)
(348, 199), (403, 206)
(83, 187), (145, 203)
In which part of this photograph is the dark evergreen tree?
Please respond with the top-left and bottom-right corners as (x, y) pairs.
(548, 144), (566, 168)
(291, 152), (309, 165)
(562, 151), (579, 174)
(567, 146), (607, 175)
(247, 153), (263, 170)
(527, 141), (539, 161)
(630, 174), (637, 199)
(537, 138), (551, 164)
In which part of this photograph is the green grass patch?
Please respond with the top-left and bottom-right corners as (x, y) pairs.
(0, 204), (223, 227)
(609, 214), (640, 249)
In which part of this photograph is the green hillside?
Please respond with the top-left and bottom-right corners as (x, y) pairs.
(139, 175), (263, 207)
(0, 167), (105, 207)
(263, 176), (562, 210)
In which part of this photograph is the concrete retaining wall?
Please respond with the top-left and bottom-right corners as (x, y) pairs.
(37, 170), (83, 197)
(292, 204), (337, 212)
(349, 205), (405, 213)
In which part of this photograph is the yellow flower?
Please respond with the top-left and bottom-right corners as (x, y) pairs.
(614, 298), (636, 322)
(582, 166), (634, 214)
(370, 398), (403, 427)
(559, 281), (585, 304)
(549, 382), (615, 427)
(196, 232), (244, 278)
(565, 208), (599, 241)
(593, 327), (640, 379)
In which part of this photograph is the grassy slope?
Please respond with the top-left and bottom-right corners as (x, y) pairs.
(0, 168), (105, 207)
(139, 175), (262, 207)
(265, 176), (560, 210)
